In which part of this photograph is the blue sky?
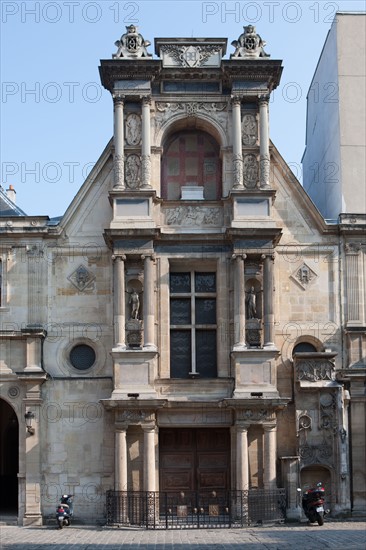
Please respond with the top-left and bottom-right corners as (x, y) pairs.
(1, 0), (365, 217)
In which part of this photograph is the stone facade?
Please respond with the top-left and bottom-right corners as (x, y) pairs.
(0, 24), (365, 525)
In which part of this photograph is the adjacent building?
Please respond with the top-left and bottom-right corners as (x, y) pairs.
(302, 12), (366, 220)
(0, 21), (365, 526)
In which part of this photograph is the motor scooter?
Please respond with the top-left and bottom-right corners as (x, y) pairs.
(298, 482), (328, 525)
(56, 494), (74, 529)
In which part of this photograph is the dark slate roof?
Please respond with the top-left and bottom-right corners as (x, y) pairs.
(0, 186), (27, 217)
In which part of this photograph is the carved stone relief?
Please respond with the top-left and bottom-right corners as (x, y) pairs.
(291, 263), (317, 290)
(242, 113), (257, 146)
(231, 25), (270, 59)
(160, 45), (222, 67)
(113, 25), (152, 59)
(296, 359), (334, 382)
(243, 154), (258, 188)
(165, 206), (222, 226)
(154, 102), (228, 136)
(125, 154), (141, 188)
(237, 408), (275, 422)
(125, 113), (142, 146)
(67, 265), (95, 291)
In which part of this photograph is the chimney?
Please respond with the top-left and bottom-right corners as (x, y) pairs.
(6, 185), (16, 204)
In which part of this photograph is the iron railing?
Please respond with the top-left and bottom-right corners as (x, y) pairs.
(106, 489), (286, 529)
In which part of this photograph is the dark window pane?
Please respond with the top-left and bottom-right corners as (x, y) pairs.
(70, 344), (95, 370)
(170, 299), (191, 324)
(170, 273), (191, 293)
(196, 331), (217, 378)
(170, 331), (191, 378)
(195, 299), (216, 324)
(195, 272), (216, 293)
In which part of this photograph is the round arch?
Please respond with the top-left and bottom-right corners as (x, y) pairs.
(292, 335), (324, 357)
(0, 398), (19, 513)
(156, 111), (229, 149)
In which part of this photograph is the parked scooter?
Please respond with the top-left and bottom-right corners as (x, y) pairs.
(56, 494), (74, 529)
(298, 482), (328, 525)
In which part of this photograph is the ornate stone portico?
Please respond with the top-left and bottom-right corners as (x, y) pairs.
(1, 22), (364, 525)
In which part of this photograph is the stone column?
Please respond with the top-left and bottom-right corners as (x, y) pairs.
(143, 425), (156, 491)
(232, 97), (243, 188)
(141, 97), (152, 188)
(142, 255), (155, 349)
(115, 425), (128, 491)
(345, 243), (362, 323)
(263, 424), (277, 489)
(259, 95), (270, 188)
(113, 96), (124, 189)
(113, 255), (126, 348)
(236, 425), (249, 490)
(233, 254), (246, 348)
(262, 254), (275, 347)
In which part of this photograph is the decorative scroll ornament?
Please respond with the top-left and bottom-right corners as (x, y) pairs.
(165, 206), (222, 226)
(125, 113), (142, 145)
(296, 359), (334, 382)
(231, 25), (270, 58)
(68, 265), (95, 291)
(125, 154), (141, 188)
(242, 113), (257, 146)
(113, 25), (152, 59)
(243, 154), (258, 189)
(299, 443), (333, 466)
(291, 263), (317, 290)
(160, 44), (222, 67)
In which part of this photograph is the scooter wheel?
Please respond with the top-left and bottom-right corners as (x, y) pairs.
(58, 519), (63, 529)
(317, 512), (324, 526)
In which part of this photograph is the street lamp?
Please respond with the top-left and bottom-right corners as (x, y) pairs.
(24, 410), (35, 435)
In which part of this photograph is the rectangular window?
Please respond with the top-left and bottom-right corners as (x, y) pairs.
(170, 271), (217, 378)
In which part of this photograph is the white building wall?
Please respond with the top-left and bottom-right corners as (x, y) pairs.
(302, 13), (366, 219)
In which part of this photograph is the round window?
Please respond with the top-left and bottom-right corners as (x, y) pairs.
(70, 344), (96, 370)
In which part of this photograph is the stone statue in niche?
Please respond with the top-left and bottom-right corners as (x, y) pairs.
(242, 114), (257, 146)
(129, 288), (140, 320)
(125, 113), (142, 145)
(113, 25), (152, 59)
(246, 286), (258, 319)
(231, 25), (270, 59)
(125, 154), (141, 188)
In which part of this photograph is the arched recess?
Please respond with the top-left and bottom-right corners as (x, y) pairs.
(292, 336), (325, 357)
(161, 129), (222, 200)
(0, 399), (19, 512)
(300, 464), (333, 512)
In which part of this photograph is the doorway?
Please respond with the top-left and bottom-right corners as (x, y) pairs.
(159, 428), (230, 493)
(0, 400), (19, 513)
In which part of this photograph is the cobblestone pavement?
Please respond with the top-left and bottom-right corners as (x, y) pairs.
(0, 522), (365, 550)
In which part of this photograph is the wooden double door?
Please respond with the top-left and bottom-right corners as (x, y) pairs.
(159, 428), (230, 493)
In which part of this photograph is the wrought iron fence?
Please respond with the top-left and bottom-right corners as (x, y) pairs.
(106, 489), (286, 529)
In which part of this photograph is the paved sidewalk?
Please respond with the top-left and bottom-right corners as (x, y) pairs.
(0, 521), (365, 549)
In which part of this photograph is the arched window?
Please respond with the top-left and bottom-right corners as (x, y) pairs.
(293, 342), (318, 355)
(161, 130), (221, 200)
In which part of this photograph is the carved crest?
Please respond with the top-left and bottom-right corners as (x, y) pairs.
(291, 263), (317, 290)
(67, 265), (95, 291)
(231, 25), (270, 59)
(113, 25), (152, 59)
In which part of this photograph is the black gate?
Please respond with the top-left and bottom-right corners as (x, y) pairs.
(106, 489), (286, 529)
